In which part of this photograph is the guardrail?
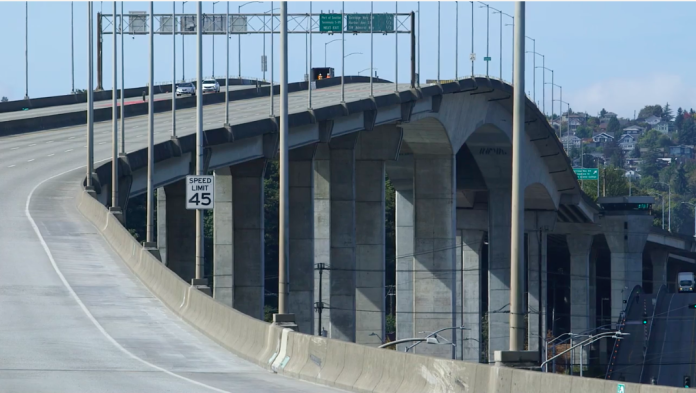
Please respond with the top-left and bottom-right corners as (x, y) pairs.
(605, 285), (642, 380)
(639, 284), (666, 384)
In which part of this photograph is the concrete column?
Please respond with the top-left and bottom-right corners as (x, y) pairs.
(527, 228), (547, 356)
(156, 187), (167, 265)
(650, 249), (668, 293)
(603, 216), (652, 326)
(355, 160), (385, 346)
(568, 234), (593, 365)
(230, 159), (266, 320)
(213, 167), (233, 306)
(314, 143), (331, 337)
(395, 188), (414, 351)
(412, 154), (457, 359)
(488, 187), (512, 359)
(163, 178), (196, 282)
(288, 145), (316, 335)
(328, 134), (358, 342)
(460, 228), (484, 362)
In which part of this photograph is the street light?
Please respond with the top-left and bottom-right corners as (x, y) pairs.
(182, 1), (188, 82)
(324, 38), (341, 67)
(537, 66), (553, 119)
(344, 52), (362, 58)
(655, 182), (671, 231)
(358, 68), (377, 76)
(238, 1), (262, 78)
(541, 331), (630, 373)
(524, 36), (535, 102)
(212, 1), (219, 78)
(404, 326), (470, 360)
(682, 202), (696, 238)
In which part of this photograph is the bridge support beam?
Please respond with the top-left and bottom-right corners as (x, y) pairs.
(488, 187), (512, 359)
(156, 187), (167, 265)
(650, 248), (669, 293)
(412, 154), (457, 358)
(527, 213), (553, 360)
(395, 187), (414, 351)
(288, 145), (316, 335)
(213, 167), (233, 306)
(568, 234), (593, 366)
(162, 179), (196, 283)
(459, 227), (484, 362)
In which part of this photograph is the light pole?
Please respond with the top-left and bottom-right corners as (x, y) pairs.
(358, 68), (377, 75)
(504, 17), (514, 83)
(324, 38), (341, 67)
(86, 1), (94, 190)
(120, 1), (125, 155)
(531, 54), (545, 115)
(538, 66), (553, 119)
(491, 7), (503, 80)
(25, 1), (29, 100)
(212, 2), (219, 78)
(111, 0), (119, 213)
(655, 182), (671, 232)
(182, 1), (187, 82)
(238, 1), (262, 78)
(172, 1), (177, 138)
(278, 0), (289, 317)
(554, 99), (569, 149)
(682, 202), (696, 238)
(71, 2), (75, 94)
(525, 37), (535, 103)
(344, 52), (362, 59)
(263, 7), (280, 82)
(541, 332), (629, 373)
(225, 0), (230, 126)
(195, 1), (204, 281)
(479, 3), (490, 77)
(145, 0), (155, 245)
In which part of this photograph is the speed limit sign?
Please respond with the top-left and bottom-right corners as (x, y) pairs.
(185, 175), (215, 210)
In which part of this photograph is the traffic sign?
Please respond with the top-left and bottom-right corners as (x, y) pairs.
(484, 56), (491, 61)
(319, 14), (342, 32)
(617, 383), (625, 393)
(470, 53), (476, 61)
(346, 14), (394, 32)
(574, 168), (599, 180)
(186, 175), (215, 210)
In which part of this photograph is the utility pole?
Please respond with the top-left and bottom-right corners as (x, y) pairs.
(86, 1), (94, 190)
(278, 0), (289, 316)
(25, 1), (30, 100)
(96, 11), (103, 91)
(212, 1), (219, 78)
(145, 1), (155, 245)
(71, 1), (75, 94)
(195, 1), (204, 280)
(509, 0), (525, 351)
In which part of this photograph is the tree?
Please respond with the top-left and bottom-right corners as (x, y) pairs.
(676, 107), (684, 132)
(0, 96), (7, 102)
(680, 116), (696, 145)
(673, 164), (688, 194)
(640, 149), (661, 179)
(587, 117), (599, 127)
(662, 102), (673, 122)
(639, 129), (662, 150)
(631, 144), (641, 158)
(602, 166), (630, 197)
(658, 134), (672, 148)
(638, 105), (663, 120)
(575, 125), (592, 139)
(607, 116), (621, 136)
(600, 108), (607, 118)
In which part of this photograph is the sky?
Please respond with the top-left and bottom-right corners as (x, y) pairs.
(1, 1), (694, 119)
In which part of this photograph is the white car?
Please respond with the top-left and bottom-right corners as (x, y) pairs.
(202, 79), (220, 93)
(176, 82), (195, 96)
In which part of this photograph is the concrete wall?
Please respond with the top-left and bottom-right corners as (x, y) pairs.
(77, 188), (687, 393)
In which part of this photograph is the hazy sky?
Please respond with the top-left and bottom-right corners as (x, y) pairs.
(0, 1), (692, 119)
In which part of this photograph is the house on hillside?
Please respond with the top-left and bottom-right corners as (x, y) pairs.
(669, 145), (695, 160)
(598, 123), (608, 133)
(622, 125), (645, 136)
(592, 132), (614, 145)
(618, 134), (637, 151)
(655, 121), (670, 134)
(561, 135), (582, 149)
(569, 118), (583, 132)
(645, 115), (661, 126)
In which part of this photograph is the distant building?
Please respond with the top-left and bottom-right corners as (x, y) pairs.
(669, 145), (695, 160)
(645, 115), (661, 126)
(592, 132), (614, 144)
(618, 134), (637, 151)
(569, 118), (583, 132)
(561, 135), (582, 149)
(622, 125), (645, 136)
(655, 121), (670, 134)
(625, 170), (641, 180)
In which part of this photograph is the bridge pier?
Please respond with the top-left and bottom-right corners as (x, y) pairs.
(650, 248), (668, 292)
(160, 179), (196, 283)
(488, 187), (512, 360)
(527, 211), (555, 359)
(213, 167), (233, 306)
(458, 226), (485, 362)
(568, 234), (594, 366)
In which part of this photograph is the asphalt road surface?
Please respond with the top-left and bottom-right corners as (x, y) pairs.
(0, 82), (406, 392)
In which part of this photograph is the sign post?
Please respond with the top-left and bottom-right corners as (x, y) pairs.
(186, 175), (215, 210)
(319, 14), (342, 33)
(574, 168), (599, 180)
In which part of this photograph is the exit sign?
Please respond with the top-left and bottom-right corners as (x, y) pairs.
(319, 14), (342, 32)
(574, 168), (599, 180)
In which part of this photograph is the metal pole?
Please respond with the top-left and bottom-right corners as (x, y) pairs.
(308, 3), (312, 108)
(551, 70), (554, 119)
(225, 1), (230, 126)
(146, 0), (154, 244)
(499, 10), (502, 79)
(71, 2), (75, 93)
(239, 5), (242, 78)
(541, 56), (545, 116)
(278, 0), (289, 316)
(531, 38), (535, 102)
(417, 1), (420, 86)
(182, 2), (186, 81)
(172, 1), (177, 137)
(485, 4), (489, 77)
(212, 3), (218, 78)
(195, 1), (204, 280)
(662, 196), (665, 230)
(455, 1), (458, 80)
(437, 1), (440, 84)
(120, 1), (125, 155)
(509, 0), (525, 351)
(111, 1), (118, 210)
(395, 1), (398, 92)
(86, 1), (94, 189)
(317, 265), (323, 335)
(25, 1), (29, 100)
(269, 1), (274, 116)
(668, 186), (671, 232)
(341, 1), (345, 102)
(470, 1), (474, 77)
(370, 1), (373, 97)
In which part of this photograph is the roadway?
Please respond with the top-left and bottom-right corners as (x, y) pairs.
(642, 291), (696, 388)
(0, 81), (406, 392)
(0, 84), (255, 122)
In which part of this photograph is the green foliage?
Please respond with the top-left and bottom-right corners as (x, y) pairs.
(385, 178), (396, 287)
(676, 108), (684, 131)
(581, 180), (599, 201)
(601, 166), (630, 197)
(600, 108), (607, 118)
(640, 149), (661, 179)
(607, 116), (621, 136)
(673, 165), (689, 194)
(264, 160), (280, 298)
(679, 116), (696, 145)
(386, 314), (396, 334)
(575, 126), (592, 139)
(264, 305), (278, 323)
(587, 117), (599, 127)
(663, 102), (673, 122)
(0, 96), (8, 102)
(631, 144), (641, 158)
(638, 105), (663, 120)
(639, 129), (663, 150)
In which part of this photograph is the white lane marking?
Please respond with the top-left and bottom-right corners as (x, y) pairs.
(46, 140), (54, 143)
(27, 159), (35, 162)
(25, 167), (234, 393)
(69, 136), (76, 139)
(11, 147), (19, 150)
(47, 154), (55, 157)
(29, 143), (37, 146)
(99, 142), (106, 145)
(65, 149), (73, 152)
(8, 165), (15, 168)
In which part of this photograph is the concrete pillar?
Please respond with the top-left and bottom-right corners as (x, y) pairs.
(650, 248), (668, 293)
(314, 143), (331, 337)
(412, 154), (457, 358)
(395, 188), (414, 350)
(213, 167), (233, 306)
(230, 159), (266, 320)
(460, 228), (484, 362)
(156, 187), (167, 265)
(288, 145), (316, 335)
(163, 178), (196, 282)
(328, 135), (358, 342)
(527, 228), (548, 356)
(488, 187), (512, 359)
(603, 216), (652, 326)
(355, 160), (385, 346)
(568, 234), (593, 365)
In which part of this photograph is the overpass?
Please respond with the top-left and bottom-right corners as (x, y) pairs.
(2, 74), (694, 393)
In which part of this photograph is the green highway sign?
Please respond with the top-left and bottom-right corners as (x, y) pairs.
(346, 13), (394, 32)
(617, 384), (625, 393)
(484, 56), (492, 61)
(319, 14), (343, 32)
(574, 168), (599, 180)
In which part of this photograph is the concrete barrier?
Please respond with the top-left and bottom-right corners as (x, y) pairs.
(76, 188), (688, 393)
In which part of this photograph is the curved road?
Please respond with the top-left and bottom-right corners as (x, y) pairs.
(0, 82), (404, 392)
